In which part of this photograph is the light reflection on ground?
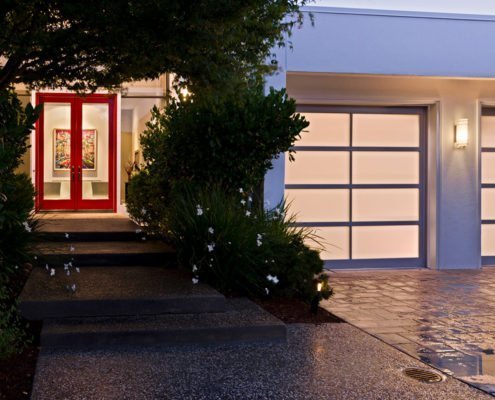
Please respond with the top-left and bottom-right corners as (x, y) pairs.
(321, 268), (495, 395)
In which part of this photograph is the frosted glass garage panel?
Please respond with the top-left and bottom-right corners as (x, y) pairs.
(285, 189), (349, 222)
(353, 152), (419, 184)
(353, 114), (419, 147)
(482, 225), (495, 256)
(482, 189), (495, 220)
(311, 227), (349, 260)
(352, 226), (419, 259)
(482, 116), (495, 148)
(353, 189), (419, 222)
(297, 113), (350, 147)
(285, 151), (349, 184)
(482, 153), (495, 184)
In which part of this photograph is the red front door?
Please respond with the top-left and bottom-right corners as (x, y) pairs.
(36, 93), (117, 211)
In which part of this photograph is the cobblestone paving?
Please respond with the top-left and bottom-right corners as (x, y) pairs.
(321, 268), (495, 396)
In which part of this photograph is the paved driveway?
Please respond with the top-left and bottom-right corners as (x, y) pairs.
(322, 268), (495, 395)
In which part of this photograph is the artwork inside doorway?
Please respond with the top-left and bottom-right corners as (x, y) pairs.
(53, 129), (97, 170)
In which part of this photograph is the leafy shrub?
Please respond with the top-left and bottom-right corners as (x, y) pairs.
(0, 89), (39, 282)
(127, 84), (308, 228)
(0, 285), (31, 360)
(167, 183), (332, 302)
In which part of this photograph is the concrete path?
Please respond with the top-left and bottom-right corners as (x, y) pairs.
(322, 268), (495, 396)
(31, 323), (489, 400)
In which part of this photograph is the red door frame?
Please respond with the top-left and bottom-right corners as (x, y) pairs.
(35, 93), (117, 212)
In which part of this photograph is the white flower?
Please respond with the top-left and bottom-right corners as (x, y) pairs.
(14, 265), (18, 270)
(34, 256), (37, 260)
(68, 262), (72, 267)
(141, 208), (147, 215)
(245, 211), (251, 217)
(70, 245), (75, 252)
(192, 264), (198, 273)
(192, 277), (199, 284)
(265, 287), (269, 295)
(66, 270), (71, 276)
(239, 188), (243, 193)
(23, 222), (31, 232)
(75, 267), (80, 273)
(266, 274), (279, 284)
(64, 264), (69, 270)
(71, 284), (77, 292)
(257, 239), (262, 247)
(65, 233), (70, 239)
(50, 268), (55, 277)
(248, 196), (253, 202)
(240, 199), (246, 206)
(45, 264), (49, 270)
(208, 227), (214, 234)
(257, 234), (263, 240)
(142, 237), (147, 241)
(136, 229), (142, 234)
(228, 241), (232, 245)
(207, 243), (215, 252)
(196, 205), (203, 216)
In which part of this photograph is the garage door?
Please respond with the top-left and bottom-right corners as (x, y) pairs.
(482, 109), (495, 265)
(285, 106), (426, 269)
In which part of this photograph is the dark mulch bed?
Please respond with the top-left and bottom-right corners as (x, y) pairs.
(255, 298), (343, 324)
(0, 340), (40, 400)
(0, 264), (40, 400)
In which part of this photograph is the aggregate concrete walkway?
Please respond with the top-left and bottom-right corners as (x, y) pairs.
(32, 323), (489, 400)
(322, 268), (495, 396)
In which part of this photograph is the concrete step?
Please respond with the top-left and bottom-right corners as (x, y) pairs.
(40, 299), (287, 348)
(36, 216), (145, 242)
(19, 267), (226, 320)
(34, 241), (175, 267)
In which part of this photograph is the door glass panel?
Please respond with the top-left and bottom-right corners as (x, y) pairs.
(82, 103), (109, 200)
(298, 113), (350, 147)
(353, 189), (419, 222)
(43, 103), (71, 200)
(353, 114), (419, 147)
(353, 151), (419, 184)
(285, 151), (349, 184)
(482, 224), (495, 256)
(311, 227), (349, 260)
(482, 153), (495, 184)
(482, 116), (495, 148)
(285, 189), (349, 222)
(352, 225), (419, 259)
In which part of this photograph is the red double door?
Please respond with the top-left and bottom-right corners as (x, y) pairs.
(36, 93), (117, 211)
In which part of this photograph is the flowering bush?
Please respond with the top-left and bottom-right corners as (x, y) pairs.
(167, 183), (332, 302)
(126, 83), (308, 229)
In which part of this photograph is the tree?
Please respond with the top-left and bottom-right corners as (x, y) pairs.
(0, 0), (307, 92)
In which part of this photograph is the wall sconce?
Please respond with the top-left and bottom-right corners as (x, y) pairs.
(455, 118), (469, 148)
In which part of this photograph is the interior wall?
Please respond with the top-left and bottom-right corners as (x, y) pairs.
(285, 73), (495, 269)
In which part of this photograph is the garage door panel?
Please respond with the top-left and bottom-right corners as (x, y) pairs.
(352, 225), (419, 259)
(482, 188), (495, 220)
(285, 189), (349, 222)
(298, 113), (350, 147)
(353, 114), (420, 147)
(353, 189), (419, 222)
(353, 152), (420, 184)
(285, 151), (349, 184)
(482, 153), (495, 184)
(482, 116), (495, 148)
(311, 227), (349, 260)
(482, 225), (495, 257)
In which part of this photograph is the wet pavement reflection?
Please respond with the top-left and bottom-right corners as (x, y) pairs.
(321, 269), (495, 395)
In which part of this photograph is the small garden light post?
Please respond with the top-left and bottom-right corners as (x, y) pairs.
(311, 280), (324, 315)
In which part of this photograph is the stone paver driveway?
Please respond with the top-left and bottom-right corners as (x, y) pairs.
(321, 268), (495, 395)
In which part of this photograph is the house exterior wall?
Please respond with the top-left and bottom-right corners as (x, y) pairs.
(265, 7), (495, 269)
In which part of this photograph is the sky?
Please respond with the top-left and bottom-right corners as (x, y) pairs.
(312, 0), (495, 15)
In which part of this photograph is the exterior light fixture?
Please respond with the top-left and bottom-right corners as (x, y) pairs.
(180, 87), (190, 98)
(317, 282), (323, 292)
(455, 118), (469, 148)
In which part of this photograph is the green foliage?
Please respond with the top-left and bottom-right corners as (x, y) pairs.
(127, 85), (308, 230)
(0, 89), (39, 281)
(0, 285), (31, 360)
(1, 0), (308, 92)
(166, 183), (332, 303)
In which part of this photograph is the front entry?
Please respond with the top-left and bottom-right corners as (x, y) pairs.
(36, 93), (116, 211)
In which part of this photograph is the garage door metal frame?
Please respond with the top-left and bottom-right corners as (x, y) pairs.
(287, 105), (427, 269)
(481, 107), (495, 266)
